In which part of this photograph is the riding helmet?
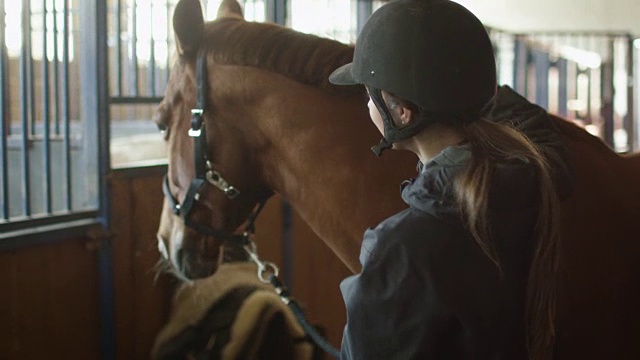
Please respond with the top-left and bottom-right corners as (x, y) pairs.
(329, 0), (497, 154)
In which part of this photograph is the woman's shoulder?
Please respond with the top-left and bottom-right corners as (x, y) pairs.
(361, 208), (469, 266)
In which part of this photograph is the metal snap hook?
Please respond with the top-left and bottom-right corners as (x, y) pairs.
(243, 240), (280, 284)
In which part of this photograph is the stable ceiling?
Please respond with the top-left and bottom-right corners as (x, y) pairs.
(458, 0), (640, 36)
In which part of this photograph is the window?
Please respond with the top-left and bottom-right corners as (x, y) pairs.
(0, 0), (102, 237)
(108, 0), (266, 168)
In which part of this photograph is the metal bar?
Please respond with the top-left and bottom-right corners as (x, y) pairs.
(110, 96), (164, 104)
(281, 199), (294, 291)
(131, 0), (140, 97)
(117, 0), (123, 96)
(512, 37), (528, 96)
(53, 0), (61, 135)
(0, 210), (100, 235)
(98, 0), (115, 356)
(63, 0), (71, 211)
(0, 216), (101, 250)
(42, 0), (52, 213)
(624, 36), (635, 152)
(573, 62), (583, 121)
(149, 0), (156, 96)
(0, 0), (8, 220)
(513, 30), (631, 38)
(600, 39), (615, 147)
(586, 69), (592, 123)
(28, 1), (36, 137)
(20, 0), (31, 216)
(266, 0), (286, 25)
(5, 0), (10, 137)
(628, 37), (637, 152)
(557, 58), (568, 117)
(356, 0), (372, 36)
(532, 49), (550, 110)
(165, 0), (168, 84)
(98, 242), (116, 360)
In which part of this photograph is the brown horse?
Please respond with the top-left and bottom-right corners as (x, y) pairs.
(155, 0), (640, 357)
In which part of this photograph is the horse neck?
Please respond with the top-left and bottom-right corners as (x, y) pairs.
(247, 72), (416, 272)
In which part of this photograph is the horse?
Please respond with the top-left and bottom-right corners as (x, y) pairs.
(155, 0), (640, 358)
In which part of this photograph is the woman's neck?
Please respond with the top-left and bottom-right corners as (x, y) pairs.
(396, 123), (465, 164)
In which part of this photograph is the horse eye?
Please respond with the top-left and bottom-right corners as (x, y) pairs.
(156, 123), (170, 139)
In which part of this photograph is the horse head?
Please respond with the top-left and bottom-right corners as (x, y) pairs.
(156, 0), (416, 281)
(155, 0), (274, 280)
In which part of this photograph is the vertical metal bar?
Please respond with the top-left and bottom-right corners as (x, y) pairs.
(116, 0), (122, 96)
(63, 0), (71, 211)
(53, 0), (61, 135)
(42, 0), (52, 213)
(557, 58), (568, 117)
(266, 0), (286, 25)
(20, 0), (32, 216)
(131, 0), (139, 96)
(149, 0), (156, 96)
(80, 0), (115, 357)
(513, 37), (528, 96)
(532, 49), (550, 110)
(281, 199), (294, 291)
(600, 37), (615, 148)
(28, 0), (36, 137)
(586, 69), (592, 123)
(4, 1), (10, 138)
(165, 0), (170, 85)
(0, 0), (9, 219)
(624, 36), (635, 152)
(356, 0), (372, 36)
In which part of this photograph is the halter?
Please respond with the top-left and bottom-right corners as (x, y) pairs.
(162, 50), (267, 245)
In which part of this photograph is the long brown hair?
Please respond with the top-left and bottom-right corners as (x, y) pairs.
(456, 118), (560, 360)
(384, 91), (560, 360)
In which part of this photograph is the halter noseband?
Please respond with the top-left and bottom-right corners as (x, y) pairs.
(163, 50), (267, 245)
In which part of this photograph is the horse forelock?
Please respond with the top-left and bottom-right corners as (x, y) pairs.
(202, 18), (362, 96)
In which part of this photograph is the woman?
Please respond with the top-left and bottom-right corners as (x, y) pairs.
(329, 0), (574, 359)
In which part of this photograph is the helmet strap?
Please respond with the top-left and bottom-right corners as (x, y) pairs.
(371, 138), (393, 157)
(368, 87), (397, 156)
(367, 87), (437, 156)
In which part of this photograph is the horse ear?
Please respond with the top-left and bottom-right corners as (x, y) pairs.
(173, 0), (204, 56)
(217, 0), (244, 20)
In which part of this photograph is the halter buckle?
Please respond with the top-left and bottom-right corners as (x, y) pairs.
(189, 109), (204, 137)
(225, 187), (240, 199)
(206, 169), (241, 200)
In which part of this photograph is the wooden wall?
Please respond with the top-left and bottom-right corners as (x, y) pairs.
(109, 165), (177, 360)
(0, 238), (102, 359)
(289, 210), (351, 348)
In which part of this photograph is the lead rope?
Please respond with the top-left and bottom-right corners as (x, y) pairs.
(242, 238), (341, 359)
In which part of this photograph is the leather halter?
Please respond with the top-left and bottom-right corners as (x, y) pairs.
(163, 51), (267, 244)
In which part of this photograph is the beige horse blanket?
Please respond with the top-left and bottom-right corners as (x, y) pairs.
(152, 262), (315, 360)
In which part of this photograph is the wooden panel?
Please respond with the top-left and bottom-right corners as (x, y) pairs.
(253, 195), (285, 268)
(0, 238), (101, 359)
(110, 166), (177, 360)
(291, 210), (351, 350)
(240, 194), (348, 349)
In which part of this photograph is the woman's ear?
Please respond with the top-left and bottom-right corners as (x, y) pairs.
(396, 105), (415, 126)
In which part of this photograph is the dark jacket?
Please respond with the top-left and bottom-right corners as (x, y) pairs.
(340, 86), (574, 360)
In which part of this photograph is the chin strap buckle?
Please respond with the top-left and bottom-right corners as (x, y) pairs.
(371, 138), (393, 157)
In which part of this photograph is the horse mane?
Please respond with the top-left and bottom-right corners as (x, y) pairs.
(203, 18), (362, 96)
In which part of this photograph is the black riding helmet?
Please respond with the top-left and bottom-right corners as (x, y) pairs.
(329, 0), (497, 156)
